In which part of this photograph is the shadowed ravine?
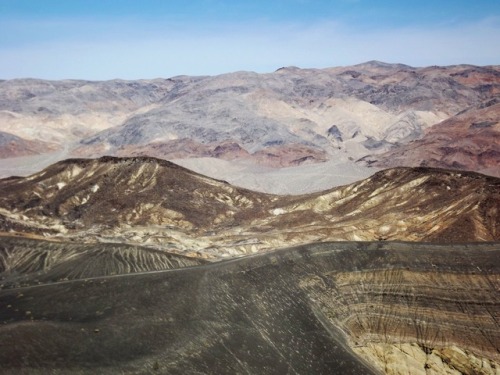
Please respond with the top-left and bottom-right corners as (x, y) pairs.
(0, 241), (499, 374)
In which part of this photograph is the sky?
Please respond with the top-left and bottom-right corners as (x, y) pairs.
(0, 0), (499, 80)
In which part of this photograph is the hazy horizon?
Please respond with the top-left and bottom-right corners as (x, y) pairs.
(1, 0), (499, 80)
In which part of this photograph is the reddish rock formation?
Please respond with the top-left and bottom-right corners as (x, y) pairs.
(374, 102), (500, 177)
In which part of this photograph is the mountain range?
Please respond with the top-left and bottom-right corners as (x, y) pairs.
(0, 61), (498, 194)
(1, 61), (499, 374)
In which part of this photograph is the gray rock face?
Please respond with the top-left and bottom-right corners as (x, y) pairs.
(0, 131), (20, 144)
(0, 78), (176, 114)
(327, 125), (343, 141)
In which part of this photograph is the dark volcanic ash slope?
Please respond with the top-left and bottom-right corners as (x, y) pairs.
(0, 157), (499, 258)
(0, 242), (498, 374)
(0, 236), (206, 289)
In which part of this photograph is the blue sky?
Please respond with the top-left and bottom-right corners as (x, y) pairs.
(1, 0), (499, 79)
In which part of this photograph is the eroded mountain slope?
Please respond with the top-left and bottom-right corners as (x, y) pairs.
(0, 78), (183, 145)
(0, 130), (58, 158)
(0, 157), (498, 258)
(272, 166), (500, 244)
(372, 101), (500, 177)
(77, 63), (500, 168)
(0, 156), (275, 229)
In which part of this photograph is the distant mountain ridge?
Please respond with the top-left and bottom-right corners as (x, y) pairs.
(0, 62), (499, 181)
(372, 100), (500, 175)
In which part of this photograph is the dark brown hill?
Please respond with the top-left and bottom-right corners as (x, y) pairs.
(273, 166), (500, 244)
(0, 157), (498, 258)
(0, 156), (275, 232)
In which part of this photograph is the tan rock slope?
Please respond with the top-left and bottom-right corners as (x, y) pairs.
(0, 157), (498, 258)
(297, 242), (500, 375)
